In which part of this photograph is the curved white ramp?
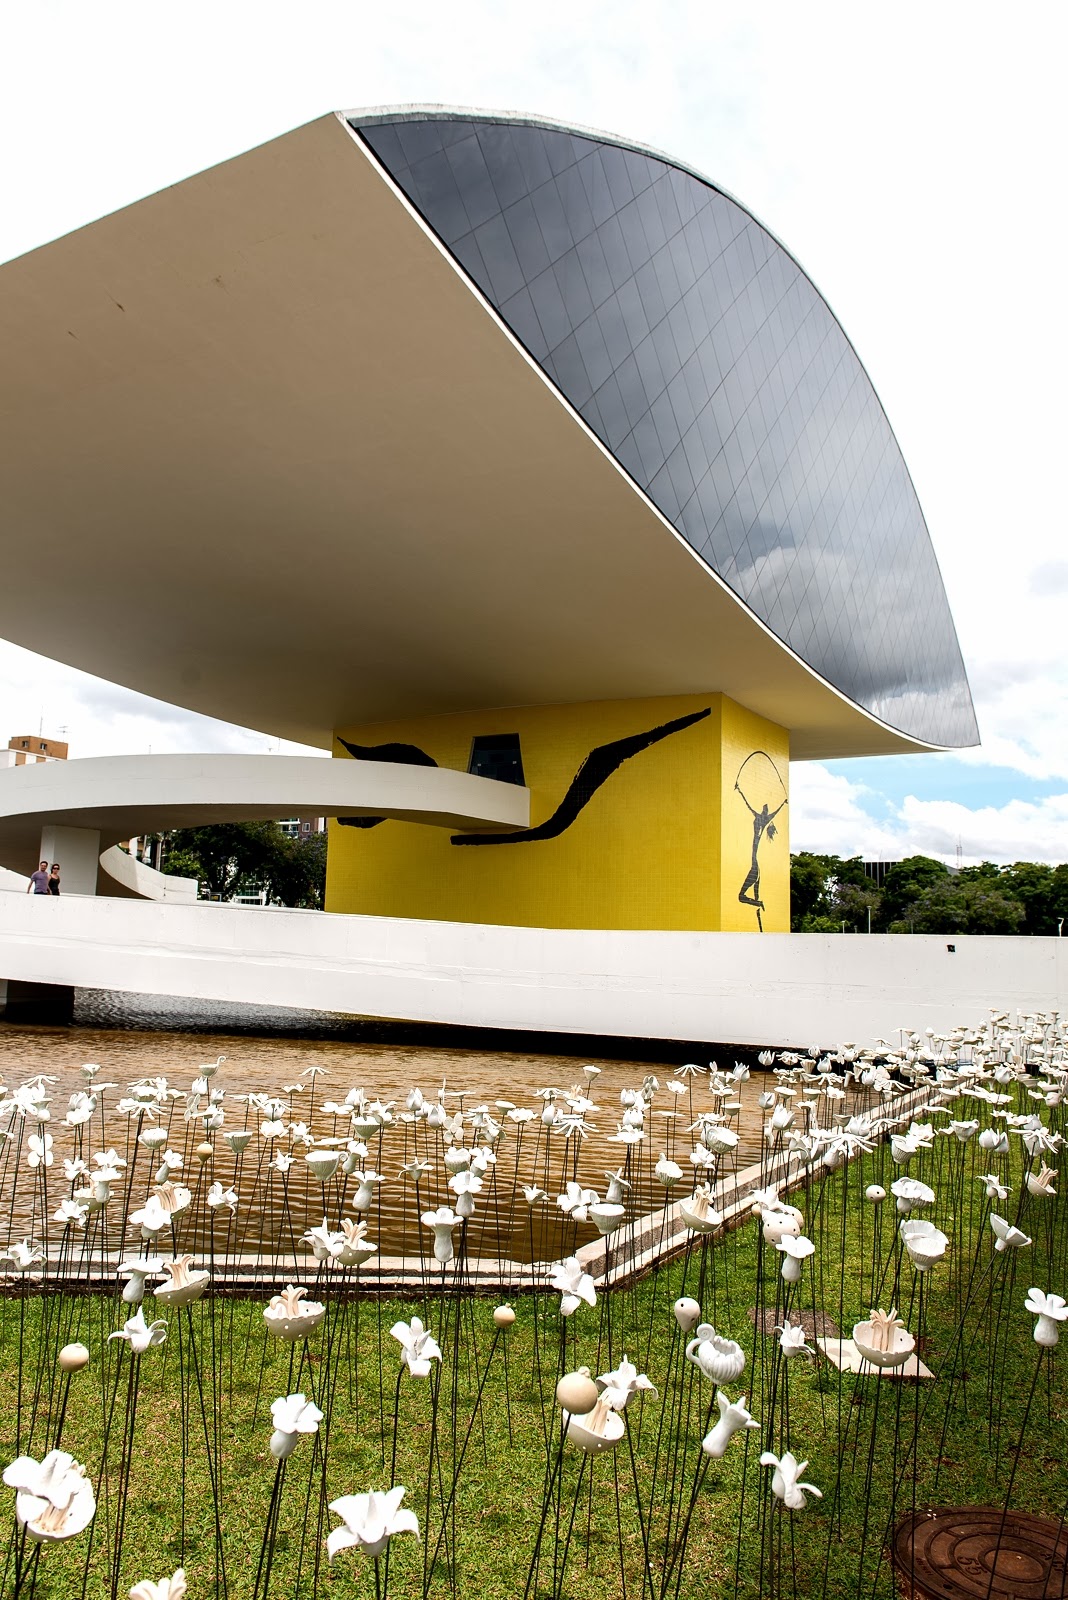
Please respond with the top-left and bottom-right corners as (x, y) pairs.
(0, 753), (529, 896)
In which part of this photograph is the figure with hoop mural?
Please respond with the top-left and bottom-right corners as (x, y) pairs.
(734, 751), (788, 931)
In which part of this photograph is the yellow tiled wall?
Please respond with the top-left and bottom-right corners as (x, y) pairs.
(325, 693), (788, 932)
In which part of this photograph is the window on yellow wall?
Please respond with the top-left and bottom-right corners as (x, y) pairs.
(468, 734), (525, 786)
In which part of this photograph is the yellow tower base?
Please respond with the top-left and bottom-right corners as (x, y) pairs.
(325, 693), (789, 933)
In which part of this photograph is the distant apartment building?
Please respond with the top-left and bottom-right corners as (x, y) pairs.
(2, 734), (69, 768)
(279, 816), (325, 842)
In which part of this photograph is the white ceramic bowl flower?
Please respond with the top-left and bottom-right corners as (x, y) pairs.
(3, 1449), (96, 1542)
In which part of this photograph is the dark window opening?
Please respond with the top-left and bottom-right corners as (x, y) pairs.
(468, 733), (525, 786)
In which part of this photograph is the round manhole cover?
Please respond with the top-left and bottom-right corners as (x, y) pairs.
(891, 1507), (1068, 1600)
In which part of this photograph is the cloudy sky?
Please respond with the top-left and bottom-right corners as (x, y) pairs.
(2, 2), (1065, 864)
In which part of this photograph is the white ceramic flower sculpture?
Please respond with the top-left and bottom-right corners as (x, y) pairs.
(761, 1203), (804, 1245)
(685, 1325), (746, 1383)
(269, 1393), (325, 1459)
(865, 1184), (886, 1204)
(153, 1256), (210, 1307)
(1024, 1288), (1068, 1347)
(337, 1219), (377, 1268)
(421, 1205), (462, 1264)
(206, 1183), (238, 1214)
(776, 1235), (816, 1284)
(674, 1297), (702, 1333)
(979, 1128), (1010, 1155)
(596, 1356), (657, 1409)
(224, 1130), (254, 1155)
(305, 1149), (340, 1182)
(2, 1238), (44, 1272)
(604, 1169), (631, 1205)
(760, 1450), (822, 1510)
(390, 1317), (442, 1377)
(588, 1200), (626, 1236)
(108, 1310), (168, 1354)
(978, 1174), (1011, 1201)
(655, 1154), (683, 1187)
(326, 1486), (419, 1561)
(776, 1320), (814, 1360)
(264, 1285), (326, 1342)
(899, 1218), (950, 1272)
(1027, 1164), (1058, 1198)
(565, 1396), (626, 1454)
(447, 1168), (482, 1218)
(3, 1450), (96, 1541)
(990, 1214), (1032, 1253)
(549, 1257), (597, 1317)
(351, 1171), (384, 1212)
(852, 1308), (916, 1369)
(303, 1221), (347, 1265)
(128, 1568), (187, 1600)
(117, 1257), (163, 1305)
(703, 1391), (759, 1457)
(679, 1188), (723, 1234)
(890, 1178), (935, 1216)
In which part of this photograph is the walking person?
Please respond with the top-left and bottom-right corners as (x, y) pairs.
(48, 862), (61, 896)
(26, 859), (51, 895)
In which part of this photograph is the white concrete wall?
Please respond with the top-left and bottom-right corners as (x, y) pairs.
(0, 893), (1064, 1047)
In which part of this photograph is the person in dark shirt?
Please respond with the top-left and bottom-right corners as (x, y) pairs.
(27, 860), (51, 894)
(48, 863), (61, 896)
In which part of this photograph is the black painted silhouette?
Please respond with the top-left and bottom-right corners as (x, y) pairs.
(451, 707), (711, 846)
(335, 738), (437, 829)
(734, 750), (788, 932)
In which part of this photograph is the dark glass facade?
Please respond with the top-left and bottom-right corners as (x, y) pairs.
(352, 113), (977, 748)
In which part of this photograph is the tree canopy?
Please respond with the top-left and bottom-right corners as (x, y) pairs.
(790, 852), (1068, 935)
(155, 822), (327, 909)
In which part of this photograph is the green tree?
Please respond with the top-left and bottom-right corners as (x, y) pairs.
(896, 875), (1025, 935)
(877, 856), (950, 930)
(789, 852), (837, 930)
(1000, 861), (1058, 935)
(163, 822), (289, 901)
(264, 832), (327, 910)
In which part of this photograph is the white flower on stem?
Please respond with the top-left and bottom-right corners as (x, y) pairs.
(685, 1325), (746, 1383)
(108, 1309), (168, 1353)
(776, 1319), (814, 1359)
(549, 1257), (597, 1317)
(655, 1154), (683, 1187)
(117, 1257), (163, 1304)
(207, 1182), (238, 1213)
(608, 1123), (644, 1146)
(153, 1256), (210, 1306)
(337, 1218), (377, 1268)
(564, 1396), (626, 1454)
(351, 1171), (384, 1212)
(269, 1393), (324, 1459)
(890, 1177), (936, 1215)
(1024, 1288), (1068, 1347)
(1026, 1165), (1057, 1198)
(978, 1128), (1010, 1156)
(990, 1214), (1032, 1253)
(978, 1174), (1010, 1201)
(447, 1167), (483, 1218)
(128, 1568), (187, 1600)
(776, 1235), (816, 1283)
(2, 1238), (44, 1272)
(53, 1198), (89, 1229)
(522, 1184), (549, 1206)
(326, 1486), (419, 1561)
(556, 1181), (598, 1221)
(400, 1159), (431, 1183)
(760, 1450), (822, 1510)
(945, 1119), (980, 1141)
(3, 1450), (96, 1542)
(224, 1130), (253, 1155)
(900, 1218), (950, 1271)
(264, 1285), (326, 1341)
(596, 1355), (657, 1409)
(421, 1205), (462, 1264)
(679, 1188), (723, 1234)
(27, 1133), (53, 1168)
(62, 1158), (88, 1183)
(303, 1220), (347, 1265)
(390, 1318), (442, 1377)
(703, 1392), (759, 1457)
(604, 1169), (631, 1205)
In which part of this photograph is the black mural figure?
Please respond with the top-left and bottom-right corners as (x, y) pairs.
(734, 750), (788, 932)
(450, 707), (711, 846)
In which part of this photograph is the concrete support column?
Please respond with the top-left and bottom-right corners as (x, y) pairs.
(39, 824), (100, 895)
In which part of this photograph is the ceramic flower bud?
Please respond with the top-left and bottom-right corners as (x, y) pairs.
(762, 1206), (803, 1246)
(128, 1568), (187, 1600)
(979, 1128), (1009, 1155)
(673, 1297), (701, 1333)
(776, 1234), (815, 1283)
(604, 1170), (631, 1205)
(264, 1285), (326, 1341)
(679, 1188), (723, 1234)
(776, 1319), (814, 1359)
(596, 1355), (657, 1409)
(421, 1205), (461, 1264)
(565, 1395), (626, 1454)
(990, 1214), (1032, 1252)
(1024, 1288), (1068, 1347)
(655, 1154), (683, 1187)
(865, 1184), (886, 1204)
(852, 1308), (916, 1368)
(759, 1450), (822, 1511)
(2, 1450), (96, 1542)
(326, 1486), (419, 1562)
(444, 1147), (471, 1173)
(685, 1324), (746, 1383)
(269, 1392), (324, 1459)
(305, 1150), (340, 1181)
(153, 1256), (210, 1307)
(899, 1218), (950, 1271)
(703, 1391), (759, 1457)
(138, 1127), (168, 1151)
(351, 1172), (383, 1212)
(117, 1257), (163, 1304)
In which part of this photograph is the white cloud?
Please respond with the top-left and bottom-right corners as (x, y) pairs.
(792, 764), (1068, 867)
